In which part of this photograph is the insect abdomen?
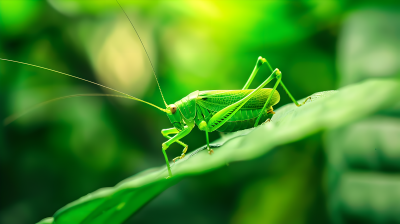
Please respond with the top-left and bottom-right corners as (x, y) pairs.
(216, 108), (273, 132)
(196, 89), (279, 132)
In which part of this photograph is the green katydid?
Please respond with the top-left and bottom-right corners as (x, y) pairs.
(0, 56), (304, 178)
(161, 57), (307, 177)
(1, 1), (306, 178)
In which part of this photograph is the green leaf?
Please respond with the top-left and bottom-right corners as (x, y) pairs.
(37, 217), (54, 224)
(39, 78), (400, 224)
(327, 9), (400, 223)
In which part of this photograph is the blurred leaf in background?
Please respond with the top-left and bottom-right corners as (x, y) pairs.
(1, 0), (399, 224)
(327, 6), (400, 224)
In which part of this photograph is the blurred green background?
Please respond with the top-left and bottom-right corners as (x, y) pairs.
(1, 0), (399, 223)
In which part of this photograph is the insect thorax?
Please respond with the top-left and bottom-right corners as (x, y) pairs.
(175, 91), (199, 122)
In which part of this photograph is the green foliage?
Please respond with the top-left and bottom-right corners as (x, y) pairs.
(1, 1), (399, 224)
(327, 8), (400, 223)
(37, 79), (400, 223)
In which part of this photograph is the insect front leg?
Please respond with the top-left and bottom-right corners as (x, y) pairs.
(161, 128), (188, 162)
(161, 125), (193, 177)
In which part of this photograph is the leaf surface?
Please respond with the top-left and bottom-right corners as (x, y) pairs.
(37, 79), (400, 224)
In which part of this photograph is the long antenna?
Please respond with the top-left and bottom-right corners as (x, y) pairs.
(4, 93), (166, 126)
(1, 58), (132, 98)
(0, 58), (168, 112)
(115, 0), (168, 107)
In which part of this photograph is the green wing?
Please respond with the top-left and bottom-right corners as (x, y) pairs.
(197, 89), (280, 112)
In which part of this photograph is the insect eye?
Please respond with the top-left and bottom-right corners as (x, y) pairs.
(170, 105), (177, 114)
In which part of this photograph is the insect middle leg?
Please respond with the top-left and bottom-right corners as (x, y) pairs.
(196, 108), (214, 155)
(200, 122), (213, 155)
(161, 128), (188, 162)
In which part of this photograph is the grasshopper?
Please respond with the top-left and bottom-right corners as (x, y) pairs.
(161, 57), (304, 177)
(1, 1), (304, 178)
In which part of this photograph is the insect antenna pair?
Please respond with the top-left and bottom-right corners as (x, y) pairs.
(2, 0), (169, 125)
(2, 0), (304, 178)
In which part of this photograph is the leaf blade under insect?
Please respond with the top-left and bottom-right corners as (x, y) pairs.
(40, 78), (400, 224)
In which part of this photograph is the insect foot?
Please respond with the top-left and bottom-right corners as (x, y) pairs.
(208, 149), (214, 155)
(299, 96), (312, 106)
(262, 118), (271, 125)
(172, 153), (186, 163)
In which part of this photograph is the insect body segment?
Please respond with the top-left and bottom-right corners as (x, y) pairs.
(176, 90), (199, 121)
(196, 89), (280, 132)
